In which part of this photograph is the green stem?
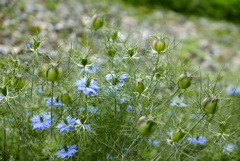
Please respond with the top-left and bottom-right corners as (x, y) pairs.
(6, 101), (37, 160)
(3, 112), (7, 161)
(50, 82), (55, 138)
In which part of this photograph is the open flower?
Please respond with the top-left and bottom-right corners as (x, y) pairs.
(30, 113), (51, 130)
(73, 77), (99, 96)
(55, 145), (78, 159)
(56, 115), (77, 133)
(75, 119), (91, 132)
(226, 85), (240, 96)
(44, 97), (63, 107)
(105, 72), (128, 90)
(170, 96), (187, 108)
(187, 136), (207, 145)
(223, 143), (238, 155)
(80, 64), (98, 73)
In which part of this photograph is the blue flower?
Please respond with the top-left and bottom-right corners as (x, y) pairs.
(226, 85), (240, 96)
(170, 96), (187, 108)
(0, 96), (4, 100)
(26, 43), (31, 48)
(78, 106), (98, 114)
(44, 97), (63, 107)
(105, 72), (128, 90)
(75, 119), (92, 132)
(80, 64), (98, 73)
(223, 143), (238, 155)
(187, 136), (207, 145)
(55, 145), (78, 159)
(56, 116), (77, 133)
(73, 77), (99, 96)
(106, 154), (113, 160)
(148, 139), (160, 147)
(30, 113), (51, 130)
(126, 105), (132, 113)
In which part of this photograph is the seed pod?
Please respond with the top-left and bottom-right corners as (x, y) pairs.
(81, 57), (88, 67)
(12, 74), (25, 91)
(172, 129), (185, 142)
(38, 64), (47, 78)
(203, 97), (218, 114)
(134, 80), (146, 93)
(92, 15), (104, 31)
(137, 116), (156, 136)
(178, 74), (191, 89)
(152, 38), (166, 53)
(46, 63), (62, 82)
(60, 93), (72, 104)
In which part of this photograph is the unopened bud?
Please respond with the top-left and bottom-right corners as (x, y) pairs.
(134, 80), (146, 93)
(137, 116), (156, 136)
(92, 15), (104, 31)
(172, 129), (185, 142)
(12, 74), (25, 91)
(152, 38), (166, 53)
(60, 93), (72, 104)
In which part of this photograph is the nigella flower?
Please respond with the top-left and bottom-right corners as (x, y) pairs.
(80, 64), (98, 73)
(106, 154), (113, 160)
(170, 96), (187, 108)
(105, 71), (128, 90)
(78, 106), (98, 114)
(187, 136), (207, 145)
(55, 145), (78, 159)
(75, 119), (91, 132)
(126, 105), (132, 113)
(226, 85), (240, 96)
(148, 139), (160, 147)
(223, 143), (238, 155)
(30, 112), (51, 130)
(56, 115), (77, 133)
(44, 97), (63, 107)
(73, 77), (99, 96)
(26, 43), (31, 48)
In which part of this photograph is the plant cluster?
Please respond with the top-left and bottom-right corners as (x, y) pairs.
(0, 13), (240, 161)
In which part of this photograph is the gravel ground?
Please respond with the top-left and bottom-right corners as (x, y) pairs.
(1, 0), (240, 74)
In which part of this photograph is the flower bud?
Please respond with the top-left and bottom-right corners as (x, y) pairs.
(202, 97), (218, 114)
(152, 38), (166, 53)
(1, 86), (8, 96)
(46, 63), (62, 82)
(105, 48), (117, 58)
(172, 129), (185, 142)
(137, 116), (156, 136)
(60, 93), (72, 104)
(111, 30), (118, 41)
(12, 74), (25, 91)
(92, 15), (104, 31)
(134, 80), (146, 93)
(178, 74), (192, 89)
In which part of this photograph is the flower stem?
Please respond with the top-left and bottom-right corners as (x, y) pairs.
(50, 82), (55, 138)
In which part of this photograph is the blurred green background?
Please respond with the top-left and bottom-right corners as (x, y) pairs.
(122, 0), (240, 23)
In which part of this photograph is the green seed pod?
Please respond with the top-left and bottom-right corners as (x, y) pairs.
(60, 93), (72, 104)
(105, 48), (117, 58)
(92, 15), (104, 31)
(38, 64), (47, 78)
(203, 97), (218, 114)
(178, 74), (192, 89)
(172, 129), (185, 142)
(1, 86), (8, 96)
(134, 80), (146, 93)
(12, 74), (25, 91)
(46, 63), (62, 82)
(137, 116), (156, 136)
(152, 38), (166, 53)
